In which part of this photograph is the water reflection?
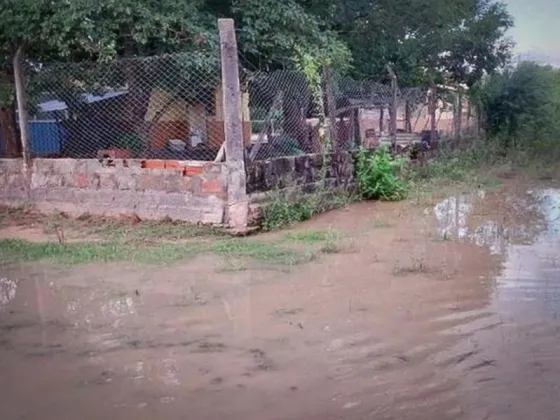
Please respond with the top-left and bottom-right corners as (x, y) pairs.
(436, 188), (560, 419)
(0, 277), (18, 310)
(433, 189), (535, 255)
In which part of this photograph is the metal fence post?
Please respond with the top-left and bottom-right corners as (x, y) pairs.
(218, 18), (248, 232)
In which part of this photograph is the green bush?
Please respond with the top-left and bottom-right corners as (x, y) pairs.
(356, 146), (408, 201)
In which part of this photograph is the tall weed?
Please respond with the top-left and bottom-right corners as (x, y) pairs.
(356, 146), (408, 200)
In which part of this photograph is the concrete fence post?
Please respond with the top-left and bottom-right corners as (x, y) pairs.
(323, 66), (338, 152)
(13, 46), (32, 197)
(218, 19), (248, 232)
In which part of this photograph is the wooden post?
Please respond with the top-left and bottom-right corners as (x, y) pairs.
(386, 65), (398, 149)
(219, 19), (248, 232)
(453, 90), (459, 139)
(323, 67), (338, 152)
(0, 106), (20, 157)
(13, 46), (31, 174)
(405, 100), (411, 133)
(457, 89), (463, 140)
(352, 108), (360, 147)
(429, 86), (437, 145)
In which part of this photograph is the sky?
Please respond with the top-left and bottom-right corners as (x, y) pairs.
(505, 0), (560, 66)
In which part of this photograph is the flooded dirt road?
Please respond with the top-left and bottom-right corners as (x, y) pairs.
(1, 183), (560, 419)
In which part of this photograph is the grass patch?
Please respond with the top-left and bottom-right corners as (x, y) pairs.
(0, 207), (225, 243)
(88, 219), (225, 242)
(210, 240), (314, 266)
(392, 258), (434, 276)
(372, 219), (394, 229)
(320, 229), (343, 254)
(0, 238), (314, 267)
(284, 229), (341, 243)
(284, 228), (344, 254)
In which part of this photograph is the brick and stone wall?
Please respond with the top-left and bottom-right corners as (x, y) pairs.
(245, 152), (355, 224)
(0, 158), (227, 224)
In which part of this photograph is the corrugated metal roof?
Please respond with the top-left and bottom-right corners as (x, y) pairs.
(38, 89), (128, 113)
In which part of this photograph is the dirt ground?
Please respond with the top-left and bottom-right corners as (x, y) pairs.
(2, 179), (560, 420)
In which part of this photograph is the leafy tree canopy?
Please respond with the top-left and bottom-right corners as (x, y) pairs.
(1, 0), (514, 86)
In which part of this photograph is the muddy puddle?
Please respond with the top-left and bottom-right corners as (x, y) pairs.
(1, 186), (560, 419)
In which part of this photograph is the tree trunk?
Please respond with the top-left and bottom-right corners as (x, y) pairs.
(0, 105), (20, 157)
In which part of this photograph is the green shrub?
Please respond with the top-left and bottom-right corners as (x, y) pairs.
(356, 146), (408, 201)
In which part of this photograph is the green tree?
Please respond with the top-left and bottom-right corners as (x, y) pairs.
(0, 0), (79, 155)
(304, 0), (513, 87)
(479, 62), (560, 149)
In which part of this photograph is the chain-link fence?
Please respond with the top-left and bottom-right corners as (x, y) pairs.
(244, 70), (318, 161)
(6, 47), (477, 163)
(24, 50), (224, 161)
(244, 68), (439, 161)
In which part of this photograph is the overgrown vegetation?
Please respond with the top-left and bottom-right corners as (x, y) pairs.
(261, 189), (352, 231)
(475, 62), (560, 163)
(410, 62), (560, 194)
(356, 146), (409, 201)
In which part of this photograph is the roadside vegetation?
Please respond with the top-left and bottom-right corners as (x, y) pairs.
(0, 208), (349, 267)
(2, 0), (558, 261)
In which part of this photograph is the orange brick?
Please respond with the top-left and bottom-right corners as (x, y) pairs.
(141, 160), (166, 170)
(201, 180), (224, 194)
(164, 161), (183, 170)
(184, 165), (205, 177)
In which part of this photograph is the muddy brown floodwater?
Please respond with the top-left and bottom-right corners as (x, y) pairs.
(1, 184), (560, 420)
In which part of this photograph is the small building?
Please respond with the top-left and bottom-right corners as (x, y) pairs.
(30, 85), (253, 159)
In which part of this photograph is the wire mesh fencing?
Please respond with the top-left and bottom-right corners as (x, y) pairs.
(244, 70), (318, 161)
(331, 73), (432, 148)
(19, 49), (476, 163)
(244, 69), (431, 161)
(24, 50), (224, 161)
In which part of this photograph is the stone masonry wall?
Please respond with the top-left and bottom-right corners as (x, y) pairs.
(245, 152), (355, 224)
(0, 158), (227, 224)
